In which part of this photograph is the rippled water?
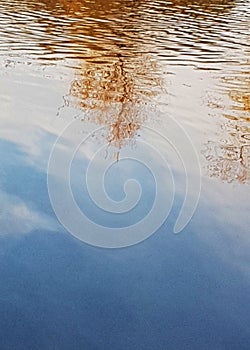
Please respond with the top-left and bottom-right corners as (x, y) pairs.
(0, 0), (249, 182)
(0, 0), (250, 348)
(0, 0), (248, 65)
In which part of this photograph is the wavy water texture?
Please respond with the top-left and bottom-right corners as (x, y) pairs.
(0, 0), (248, 68)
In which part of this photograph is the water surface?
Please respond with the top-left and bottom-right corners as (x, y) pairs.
(0, 0), (250, 348)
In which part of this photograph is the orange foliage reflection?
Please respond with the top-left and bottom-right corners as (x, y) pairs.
(68, 53), (162, 151)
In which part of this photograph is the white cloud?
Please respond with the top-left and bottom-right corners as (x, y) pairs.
(0, 190), (59, 235)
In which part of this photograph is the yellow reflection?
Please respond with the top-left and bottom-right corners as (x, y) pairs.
(14, 0), (141, 17)
(228, 91), (250, 116)
(68, 53), (162, 153)
(18, 0), (235, 16)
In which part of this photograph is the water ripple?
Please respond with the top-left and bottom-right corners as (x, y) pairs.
(0, 0), (249, 69)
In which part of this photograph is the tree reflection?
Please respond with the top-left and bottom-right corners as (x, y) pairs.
(68, 52), (162, 153)
(203, 72), (250, 184)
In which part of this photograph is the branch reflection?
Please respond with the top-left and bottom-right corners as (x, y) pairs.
(68, 52), (163, 154)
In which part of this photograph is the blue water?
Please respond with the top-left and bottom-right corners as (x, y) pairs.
(1, 136), (250, 349)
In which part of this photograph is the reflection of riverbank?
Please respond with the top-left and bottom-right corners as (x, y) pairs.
(0, 0), (241, 68)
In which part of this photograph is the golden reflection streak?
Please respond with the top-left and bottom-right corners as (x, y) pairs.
(17, 0), (236, 17)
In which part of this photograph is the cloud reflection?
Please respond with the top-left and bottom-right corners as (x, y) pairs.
(0, 190), (58, 235)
